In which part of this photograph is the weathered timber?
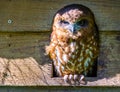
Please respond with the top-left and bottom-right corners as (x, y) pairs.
(0, 31), (119, 86)
(0, 0), (119, 32)
(0, 86), (120, 92)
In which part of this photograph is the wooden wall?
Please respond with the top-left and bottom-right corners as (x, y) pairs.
(0, 0), (120, 31)
(0, 0), (120, 91)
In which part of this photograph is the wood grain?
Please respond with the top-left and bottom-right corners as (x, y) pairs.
(0, 0), (119, 32)
(0, 86), (119, 92)
(0, 31), (119, 86)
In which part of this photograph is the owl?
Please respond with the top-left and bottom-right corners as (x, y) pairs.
(46, 4), (99, 84)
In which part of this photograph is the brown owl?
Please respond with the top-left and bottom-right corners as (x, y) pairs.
(46, 4), (99, 84)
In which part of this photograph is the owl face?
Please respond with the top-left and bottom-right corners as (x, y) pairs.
(52, 4), (95, 39)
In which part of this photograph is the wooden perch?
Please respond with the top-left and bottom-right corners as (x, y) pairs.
(0, 57), (120, 86)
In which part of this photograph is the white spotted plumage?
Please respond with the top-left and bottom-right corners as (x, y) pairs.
(45, 4), (99, 85)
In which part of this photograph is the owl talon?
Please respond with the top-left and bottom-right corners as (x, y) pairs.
(69, 74), (75, 84)
(63, 75), (69, 83)
(63, 74), (73, 84)
(74, 74), (79, 81)
(64, 74), (85, 85)
(69, 74), (73, 80)
(79, 75), (84, 81)
(79, 75), (86, 85)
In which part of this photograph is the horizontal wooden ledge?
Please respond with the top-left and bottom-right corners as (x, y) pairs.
(0, 58), (119, 86)
(0, 86), (120, 92)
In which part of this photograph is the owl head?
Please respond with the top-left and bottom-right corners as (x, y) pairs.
(52, 4), (97, 40)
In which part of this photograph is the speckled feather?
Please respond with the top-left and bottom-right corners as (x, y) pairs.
(46, 4), (99, 78)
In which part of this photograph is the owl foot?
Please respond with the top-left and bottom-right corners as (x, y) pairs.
(63, 74), (86, 85)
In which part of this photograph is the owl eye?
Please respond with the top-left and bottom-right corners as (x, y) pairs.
(60, 20), (69, 24)
(76, 19), (88, 27)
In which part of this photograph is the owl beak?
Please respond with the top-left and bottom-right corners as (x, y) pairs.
(68, 24), (78, 34)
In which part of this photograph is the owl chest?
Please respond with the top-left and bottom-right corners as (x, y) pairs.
(55, 41), (80, 64)
(54, 32), (98, 59)
(54, 37), (97, 65)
